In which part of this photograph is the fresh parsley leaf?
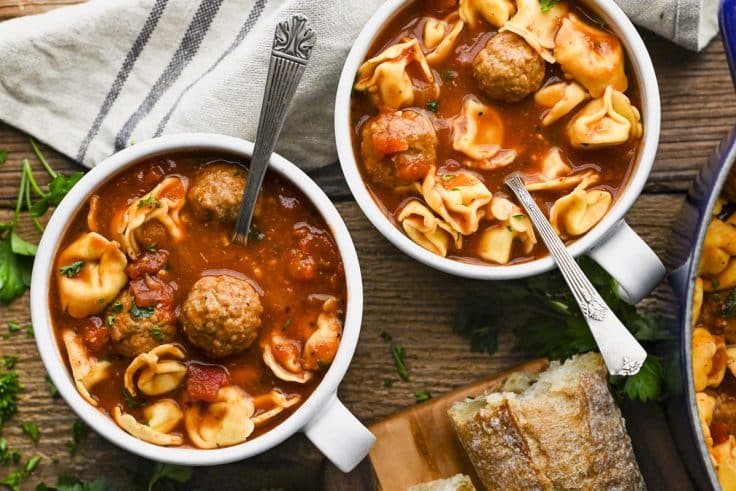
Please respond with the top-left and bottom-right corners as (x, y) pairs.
(281, 319), (292, 331)
(0, 233), (33, 303)
(110, 302), (123, 313)
(66, 419), (88, 456)
(415, 390), (432, 403)
(129, 302), (155, 319)
(7, 321), (21, 334)
(137, 195), (161, 209)
(539, 0), (561, 13)
(720, 289), (736, 317)
(150, 326), (164, 341)
(391, 344), (410, 382)
(145, 243), (158, 253)
(0, 438), (20, 465)
(441, 69), (457, 81)
(146, 463), (193, 491)
(122, 388), (145, 409)
(10, 232), (37, 256)
(611, 357), (664, 403)
(248, 225), (266, 241)
(58, 260), (84, 278)
(439, 174), (454, 182)
(47, 173), (83, 206)
(20, 422), (39, 443)
(106, 315), (115, 327)
(45, 375), (59, 399)
(0, 149), (7, 165)
(0, 370), (22, 427)
(1, 356), (17, 370)
(426, 100), (439, 113)
(25, 325), (33, 337)
(380, 331), (392, 342)
(36, 475), (113, 491)
(383, 379), (394, 388)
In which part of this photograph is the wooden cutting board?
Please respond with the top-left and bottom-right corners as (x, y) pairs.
(367, 358), (549, 491)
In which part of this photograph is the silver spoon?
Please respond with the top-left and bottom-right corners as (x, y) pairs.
(232, 14), (316, 245)
(504, 172), (647, 376)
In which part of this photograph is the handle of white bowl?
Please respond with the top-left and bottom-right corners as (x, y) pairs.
(587, 220), (665, 304)
(303, 393), (376, 473)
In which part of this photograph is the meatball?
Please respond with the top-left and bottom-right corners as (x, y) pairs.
(180, 275), (263, 359)
(472, 31), (546, 103)
(107, 288), (177, 357)
(360, 110), (437, 188)
(188, 163), (246, 223)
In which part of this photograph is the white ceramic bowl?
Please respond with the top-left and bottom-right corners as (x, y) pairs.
(335, 0), (665, 304)
(30, 134), (375, 470)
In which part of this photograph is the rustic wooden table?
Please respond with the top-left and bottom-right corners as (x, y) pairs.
(0, 2), (733, 490)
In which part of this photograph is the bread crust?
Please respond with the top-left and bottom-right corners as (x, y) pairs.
(448, 353), (645, 490)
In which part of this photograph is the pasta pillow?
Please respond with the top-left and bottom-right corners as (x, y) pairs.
(501, 0), (568, 63)
(453, 97), (516, 170)
(421, 169), (493, 236)
(114, 176), (188, 258)
(477, 196), (536, 264)
(692, 327), (728, 392)
(397, 200), (462, 256)
(185, 386), (255, 449)
(554, 13), (628, 98)
(534, 81), (589, 126)
(458, 0), (516, 28)
(549, 187), (611, 237)
(57, 232), (128, 318)
(524, 147), (600, 192)
(422, 13), (465, 65)
(567, 86), (642, 149)
(354, 39), (435, 111)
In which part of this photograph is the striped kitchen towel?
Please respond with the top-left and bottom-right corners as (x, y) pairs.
(0, 0), (719, 170)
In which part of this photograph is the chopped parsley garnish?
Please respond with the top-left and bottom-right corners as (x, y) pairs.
(122, 387), (145, 409)
(383, 379), (394, 388)
(426, 100), (439, 113)
(150, 326), (165, 341)
(248, 225), (266, 241)
(110, 302), (123, 313)
(380, 331), (392, 342)
(66, 419), (89, 455)
(58, 260), (84, 278)
(506, 225), (513, 232)
(441, 69), (457, 81)
(281, 319), (292, 331)
(24, 325), (33, 337)
(0, 149), (7, 165)
(539, 0), (561, 13)
(0, 438), (20, 465)
(7, 321), (21, 334)
(45, 375), (58, 399)
(20, 422), (39, 442)
(415, 390), (432, 404)
(137, 195), (161, 209)
(391, 344), (410, 382)
(145, 242), (158, 253)
(713, 279), (722, 290)
(129, 302), (155, 319)
(720, 289), (736, 318)
(439, 174), (454, 182)
(450, 187), (461, 192)
(106, 315), (115, 327)
(512, 215), (525, 220)
(0, 370), (22, 427)
(1, 356), (17, 370)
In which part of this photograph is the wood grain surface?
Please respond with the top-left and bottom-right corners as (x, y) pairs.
(0, 1), (732, 490)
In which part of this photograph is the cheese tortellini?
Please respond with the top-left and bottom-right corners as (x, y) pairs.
(549, 186), (612, 237)
(524, 147), (600, 193)
(62, 328), (112, 406)
(397, 200), (462, 257)
(252, 390), (301, 426)
(124, 344), (187, 397)
(534, 81), (589, 127)
(114, 404), (184, 446)
(567, 86), (642, 149)
(693, 327), (727, 392)
(185, 385), (255, 449)
(458, 0), (515, 28)
(501, 0), (568, 63)
(57, 232), (128, 319)
(354, 39), (435, 111)
(700, 219), (736, 290)
(477, 196), (536, 264)
(554, 13), (628, 98)
(114, 176), (188, 258)
(421, 168), (493, 236)
(452, 97), (516, 170)
(422, 13), (465, 66)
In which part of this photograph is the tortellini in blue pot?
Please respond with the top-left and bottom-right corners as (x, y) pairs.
(114, 176), (188, 258)
(501, 0), (568, 63)
(567, 86), (642, 149)
(692, 327), (727, 392)
(554, 13), (628, 98)
(57, 232), (128, 318)
(534, 81), (589, 127)
(422, 13), (465, 66)
(397, 200), (462, 257)
(354, 39), (435, 111)
(453, 97), (516, 170)
(699, 218), (736, 290)
(458, 0), (515, 28)
(549, 187), (611, 237)
(421, 168), (493, 236)
(477, 196), (536, 264)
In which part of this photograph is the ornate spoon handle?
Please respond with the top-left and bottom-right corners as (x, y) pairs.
(504, 173), (647, 376)
(233, 15), (316, 245)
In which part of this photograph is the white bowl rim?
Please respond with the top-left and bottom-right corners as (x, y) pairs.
(30, 133), (364, 466)
(334, 0), (661, 280)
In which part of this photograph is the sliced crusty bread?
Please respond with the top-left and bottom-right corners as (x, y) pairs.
(448, 352), (645, 490)
(406, 473), (476, 491)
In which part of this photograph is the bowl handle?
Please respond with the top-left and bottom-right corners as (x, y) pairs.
(303, 393), (376, 473)
(587, 220), (665, 304)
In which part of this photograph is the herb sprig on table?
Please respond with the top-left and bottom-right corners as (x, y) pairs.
(454, 257), (668, 403)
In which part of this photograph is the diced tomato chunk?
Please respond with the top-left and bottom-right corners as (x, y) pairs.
(372, 129), (409, 155)
(712, 422), (730, 446)
(79, 317), (109, 354)
(130, 276), (176, 308)
(126, 250), (169, 278)
(396, 159), (431, 182)
(187, 364), (230, 402)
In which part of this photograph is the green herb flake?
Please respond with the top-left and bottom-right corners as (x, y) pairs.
(110, 302), (123, 313)
(415, 390), (432, 404)
(713, 278), (722, 290)
(129, 302), (155, 320)
(20, 422), (40, 443)
(137, 195), (161, 209)
(450, 187), (461, 192)
(512, 215), (525, 220)
(720, 289), (736, 318)
(150, 326), (164, 341)
(391, 344), (410, 382)
(426, 100), (440, 113)
(539, 0), (561, 13)
(281, 319), (292, 331)
(66, 419), (89, 456)
(122, 387), (144, 409)
(45, 375), (59, 399)
(24, 325), (33, 337)
(145, 463), (193, 491)
(506, 225), (513, 232)
(145, 243), (158, 253)
(106, 315), (115, 327)
(0, 370), (22, 426)
(248, 225), (266, 241)
(58, 260), (84, 278)
(380, 331), (392, 343)
(439, 174), (454, 182)
(0, 149), (7, 165)
(1, 356), (16, 370)
(383, 379), (394, 388)
(441, 70), (457, 81)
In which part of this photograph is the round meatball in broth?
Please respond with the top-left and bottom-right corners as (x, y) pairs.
(188, 163), (246, 223)
(180, 275), (263, 359)
(473, 31), (545, 103)
(360, 110), (437, 188)
(107, 288), (177, 358)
